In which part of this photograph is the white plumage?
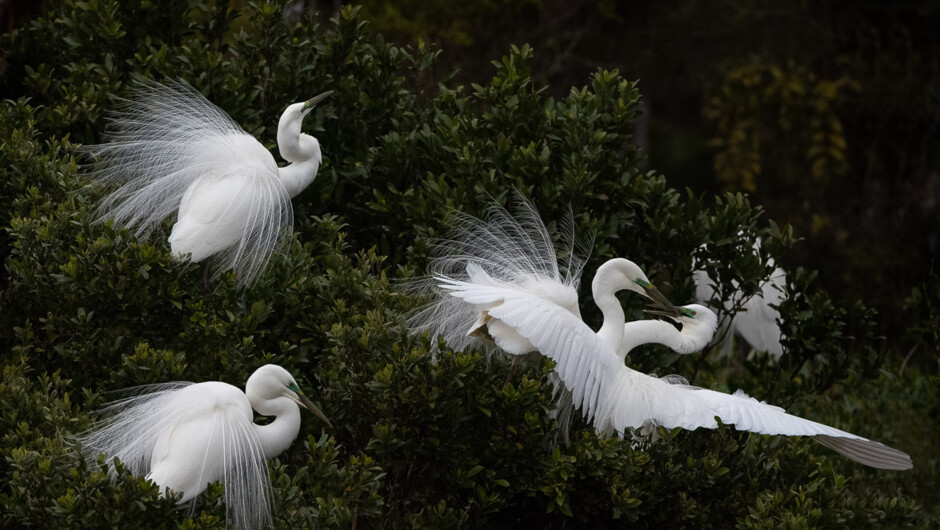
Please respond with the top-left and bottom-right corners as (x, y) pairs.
(693, 239), (786, 359)
(409, 196), (590, 357)
(84, 80), (331, 286)
(79, 364), (332, 530)
(411, 196), (912, 470)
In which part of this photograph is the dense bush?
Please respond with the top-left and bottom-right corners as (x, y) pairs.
(0, 1), (936, 527)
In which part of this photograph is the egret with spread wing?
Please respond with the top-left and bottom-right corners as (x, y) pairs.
(79, 364), (332, 530)
(410, 196), (911, 470)
(407, 196), (677, 437)
(84, 80), (332, 287)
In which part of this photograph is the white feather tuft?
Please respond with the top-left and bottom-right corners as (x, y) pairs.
(407, 194), (592, 357)
(79, 383), (194, 480)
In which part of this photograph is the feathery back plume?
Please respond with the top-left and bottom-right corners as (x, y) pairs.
(83, 80), (247, 237)
(79, 383), (194, 480)
(78, 383), (274, 530)
(82, 79), (293, 287)
(407, 193), (593, 355)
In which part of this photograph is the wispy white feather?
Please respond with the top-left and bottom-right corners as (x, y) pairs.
(83, 79), (293, 287)
(408, 195), (592, 356)
(407, 195), (592, 436)
(79, 382), (274, 530)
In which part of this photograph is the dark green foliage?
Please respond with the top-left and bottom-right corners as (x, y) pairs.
(0, 1), (935, 527)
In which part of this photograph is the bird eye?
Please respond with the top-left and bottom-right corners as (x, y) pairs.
(287, 383), (300, 393)
(691, 310), (696, 316)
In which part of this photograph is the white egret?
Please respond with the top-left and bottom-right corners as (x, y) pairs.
(410, 196), (912, 470)
(84, 79), (332, 287)
(79, 364), (332, 530)
(692, 240), (786, 359)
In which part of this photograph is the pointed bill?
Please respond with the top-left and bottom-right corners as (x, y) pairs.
(302, 90), (334, 113)
(633, 278), (681, 317)
(644, 308), (682, 320)
(297, 393), (333, 428)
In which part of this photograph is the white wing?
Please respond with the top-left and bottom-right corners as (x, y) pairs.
(604, 372), (911, 469)
(438, 279), (622, 423)
(79, 382), (273, 530)
(441, 279), (912, 470)
(83, 79), (292, 286)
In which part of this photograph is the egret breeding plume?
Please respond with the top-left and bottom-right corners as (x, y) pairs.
(693, 239), (786, 359)
(84, 79), (332, 286)
(79, 364), (332, 530)
(409, 195), (911, 470)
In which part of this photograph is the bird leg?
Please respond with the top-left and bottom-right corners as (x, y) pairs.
(201, 261), (210, 294)
(504, 358), (518, 386)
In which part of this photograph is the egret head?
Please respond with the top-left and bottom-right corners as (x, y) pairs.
(300, 90), (333, 117)
(277, 90), (333, 163)
(246, 364), (332, 427)
(281, 90), (333, 121)
(648, 303), (719, 344)
(593, 258), (675, 311)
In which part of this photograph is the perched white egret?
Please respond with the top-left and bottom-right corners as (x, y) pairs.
(79, 364), (332, 530)
(409, 196), (912, 470)
(84, 79), (332, 286)
(692, 240), (786, 359)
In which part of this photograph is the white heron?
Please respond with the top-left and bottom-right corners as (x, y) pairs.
(692, 240), (786, 359)
(79, 364), (332, 530)
(409, 196), (911, 470)
(84, 79), (332, 287)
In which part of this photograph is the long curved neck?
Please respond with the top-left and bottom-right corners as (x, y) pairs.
(251, 397), (301, 459)
(277, 156), (320, 198)
(594, 288), (626, 350)
(618, 320), (704, 359)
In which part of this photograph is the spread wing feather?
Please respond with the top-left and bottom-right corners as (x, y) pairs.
(439, 278), (621, 423)
(407, 196), (590, 356)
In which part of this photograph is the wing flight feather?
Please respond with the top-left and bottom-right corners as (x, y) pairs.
(443, 279), (622, 422)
